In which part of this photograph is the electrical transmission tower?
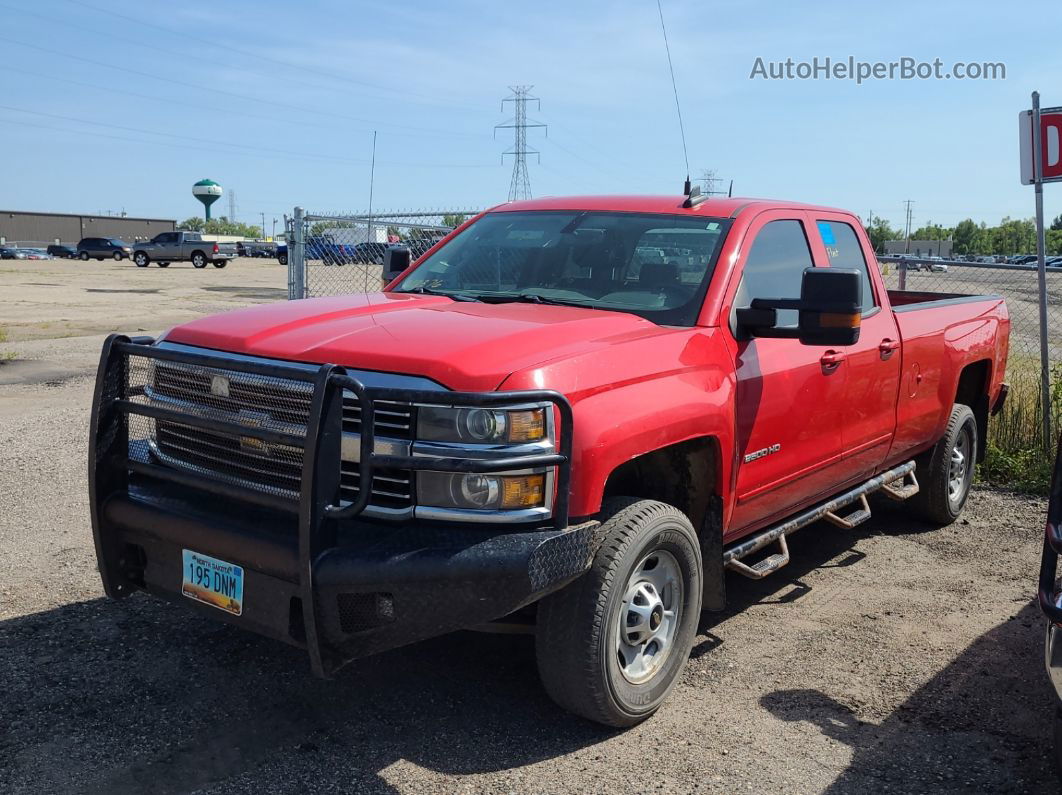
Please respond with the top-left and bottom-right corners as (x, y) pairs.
(495, 86), (546, 201)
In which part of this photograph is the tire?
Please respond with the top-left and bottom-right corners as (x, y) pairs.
(79, 251), (89, 261)
(134, 252), (149, 267)
(157, 262), (169, 268)
(278, 255), (288, 266)
(536, 498), (702, 727)
(191, 252), (207, 269)
(113, 252), (123, 261)
(213, 261), (227, 269)
(908, 403), (977, 526)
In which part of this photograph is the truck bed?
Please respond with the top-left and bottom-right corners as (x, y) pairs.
(886, 289), (1003, 311)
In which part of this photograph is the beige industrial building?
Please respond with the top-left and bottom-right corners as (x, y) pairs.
(0, 209), (175, 246)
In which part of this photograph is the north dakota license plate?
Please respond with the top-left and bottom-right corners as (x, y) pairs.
(181, 549), (244, 616)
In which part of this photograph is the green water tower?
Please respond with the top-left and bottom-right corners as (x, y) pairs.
(192, 178), (223, 220)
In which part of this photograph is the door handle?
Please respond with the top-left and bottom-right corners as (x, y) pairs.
(879, 338), (901, 359)
(820, 351), (846, 368)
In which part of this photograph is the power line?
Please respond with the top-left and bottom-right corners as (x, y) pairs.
(0, 36), (483, 140)
(495, 86), (547, 202)
(62, 0), (481, 112)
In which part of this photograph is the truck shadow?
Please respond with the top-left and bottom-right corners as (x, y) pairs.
(759, 601), (1055, 792)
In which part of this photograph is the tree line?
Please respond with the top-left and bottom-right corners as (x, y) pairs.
(865, 214), (1062, 256)
(176, 217), (266, 237)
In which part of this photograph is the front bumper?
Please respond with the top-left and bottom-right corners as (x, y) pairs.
(88, 335), (589, 676)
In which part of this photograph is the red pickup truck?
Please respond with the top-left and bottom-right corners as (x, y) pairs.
(89, 194), (1009, 726)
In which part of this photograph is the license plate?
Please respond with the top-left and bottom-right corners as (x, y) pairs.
(181, 549), (244, 616)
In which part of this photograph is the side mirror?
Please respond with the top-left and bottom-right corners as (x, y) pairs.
(736, 267), (862, 346)
(382, 245), (411, 286)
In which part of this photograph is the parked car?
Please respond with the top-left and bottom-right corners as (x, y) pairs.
(77, 237), (133, 261)
(17, 248), (52, 260)
(0, 245), (27, 259)
(132, 232), (237, 269)
(89, 194), (1010, 727)
(276, 244), (288, 266)
(1046, 257), (1062, 267)
(47, 244), (77, 259)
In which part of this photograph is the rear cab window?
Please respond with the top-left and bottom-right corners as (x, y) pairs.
(815, 220), (877, 315)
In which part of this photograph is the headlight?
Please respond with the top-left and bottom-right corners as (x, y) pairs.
(418, 472), (546, 510)
(417, 406), (546, 444)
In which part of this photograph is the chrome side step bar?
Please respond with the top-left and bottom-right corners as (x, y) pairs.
(723, 461), (918, 580)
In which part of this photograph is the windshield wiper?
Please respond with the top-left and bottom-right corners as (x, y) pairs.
(478, 292), (593, 307)
(399, 286), (480, 302)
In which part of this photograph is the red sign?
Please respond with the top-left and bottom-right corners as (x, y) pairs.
(1020, 107), (1062, 184)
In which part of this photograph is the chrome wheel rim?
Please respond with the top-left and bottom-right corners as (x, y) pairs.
(616, 549), (683, 685)
(948, 426), (972, 503)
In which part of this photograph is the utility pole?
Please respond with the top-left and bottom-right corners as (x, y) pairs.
(903, 199), (915, 253)
(495, 86), (546, 201)
(260, 212), (266, 239)
(228, 190), (237, 223)
(367, 130), (377, 244)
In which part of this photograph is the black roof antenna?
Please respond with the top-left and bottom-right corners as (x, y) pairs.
(657, 1), (693, 202)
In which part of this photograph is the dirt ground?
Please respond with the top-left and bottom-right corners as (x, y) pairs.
(0, 258), (1058, 793)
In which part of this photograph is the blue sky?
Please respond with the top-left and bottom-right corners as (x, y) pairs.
(0, 0), (1060, 232)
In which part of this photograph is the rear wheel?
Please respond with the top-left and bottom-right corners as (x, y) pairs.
(908, 403), (977, 526)
(213, 260), (227, 269)
(191, 252), (207, 269)
(278, 254), (288, 266)
(157, 262), (169, 268)
(536, 499), (701, 727)
(113, 251), (123, 261)
(133, 252), (149, 267)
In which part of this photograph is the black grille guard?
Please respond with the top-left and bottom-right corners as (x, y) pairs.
(88, 334), (575, 676)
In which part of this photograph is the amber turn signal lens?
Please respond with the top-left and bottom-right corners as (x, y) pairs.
(500, 474), (546, 509)
(820, 312), (861, 328)
(507, 409), (546, 442)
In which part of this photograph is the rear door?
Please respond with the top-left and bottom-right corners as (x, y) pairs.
(725, 211), (849, 535)
(809, 215), (901, 479)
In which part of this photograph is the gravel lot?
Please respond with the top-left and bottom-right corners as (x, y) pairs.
(0, 258), (1058, 793)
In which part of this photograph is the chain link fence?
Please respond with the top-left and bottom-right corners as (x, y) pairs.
(287, 209), (479, 299)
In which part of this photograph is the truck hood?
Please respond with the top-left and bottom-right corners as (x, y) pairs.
(162, 292), (673, 391)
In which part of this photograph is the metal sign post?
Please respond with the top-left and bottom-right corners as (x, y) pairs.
(1033, 93), (1052, 450)
(1020, 92), (1062, 449)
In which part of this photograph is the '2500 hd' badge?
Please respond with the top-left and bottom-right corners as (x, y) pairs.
(744, 443), (781, 464)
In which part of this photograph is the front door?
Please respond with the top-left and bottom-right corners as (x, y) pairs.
(726, 212), (848, 536)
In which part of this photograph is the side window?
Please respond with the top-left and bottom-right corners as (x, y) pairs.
(816, 220), (876, 313)
(736, 219), (813, 327)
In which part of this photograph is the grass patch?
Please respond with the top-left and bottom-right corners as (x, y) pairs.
(978, 357), (1062, 494)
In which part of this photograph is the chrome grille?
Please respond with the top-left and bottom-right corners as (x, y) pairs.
(144, 359), (413, 511)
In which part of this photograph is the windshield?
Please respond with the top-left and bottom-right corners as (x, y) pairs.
(392, 211), (729, 326)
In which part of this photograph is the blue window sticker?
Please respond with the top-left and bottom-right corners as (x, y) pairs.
(817, 221), (836, 246)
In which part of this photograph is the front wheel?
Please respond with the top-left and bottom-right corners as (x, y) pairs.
(908, 403), (978, 525)
(134, 252), (149, 267)
(536, 499), (702, 727)
(79, 252), (89, 261)
(113, 251), (123, 261)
